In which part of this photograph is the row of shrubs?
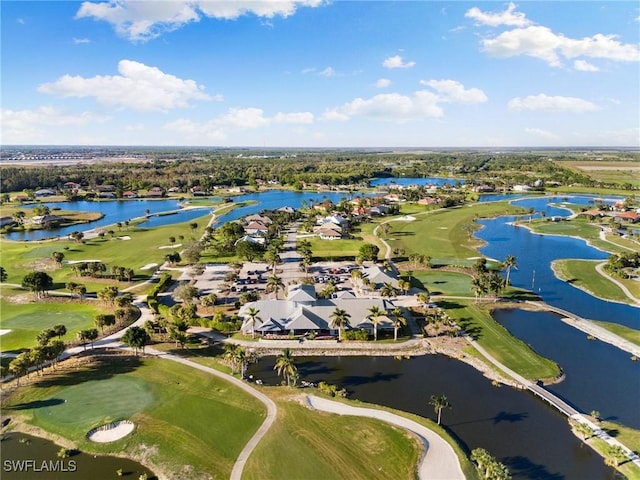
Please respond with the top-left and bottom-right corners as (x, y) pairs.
(146, 273), (173, 313)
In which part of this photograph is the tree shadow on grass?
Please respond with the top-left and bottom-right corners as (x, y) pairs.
(457, 318), (482, 340)
(436, 300), (466, 310)
(29, 354), (142, 390)
(8, 398), (66, 411)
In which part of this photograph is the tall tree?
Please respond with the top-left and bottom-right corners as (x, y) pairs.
(330, 308), (351, 341)
(22, 271), (53, 298)
(266, 274), (284, 299)
(380, 282), (397, 299)
(502, 255), (517, 286)
(274, 348), (297, 387)
(245, 307), (262, 339)
(429, 394), (451, 425)
(0, 266), (7, 283)
(122, 326), (151, 356)
(367, 305), (384, 341)
(392, 307), (406, 342)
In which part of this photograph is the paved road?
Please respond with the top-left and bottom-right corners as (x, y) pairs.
(306, 395), (465, 480)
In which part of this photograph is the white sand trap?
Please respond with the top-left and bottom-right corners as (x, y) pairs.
(87, 421), (135, 443)
(66, 259), (102, 264)
(140, 263), (158, 271)
(439, 226), (448, 229)
(158, 244), (182, 249)
(117, 236), (131, 241)
(0, 329), (11, 336)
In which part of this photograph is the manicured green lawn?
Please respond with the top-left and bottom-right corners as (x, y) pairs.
(443, 300), (561, 381)
(244, 390), (420, 480)
(3, 355), (266, 479)
(525, 218), (629, 254)
(552, 259), (631, 304)
(0, 296), (107, 352)
(387, 202), (526, 265)
(411, 270), (474, 296)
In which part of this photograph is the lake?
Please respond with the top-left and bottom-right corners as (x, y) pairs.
(1, 432), (154, 480)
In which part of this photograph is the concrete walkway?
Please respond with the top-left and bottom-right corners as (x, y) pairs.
(306, 395), (465, 480)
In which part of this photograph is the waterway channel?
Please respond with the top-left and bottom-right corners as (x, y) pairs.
(248, 354), (614, 479)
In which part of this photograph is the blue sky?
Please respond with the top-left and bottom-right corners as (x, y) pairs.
(2, 1), (639, 147)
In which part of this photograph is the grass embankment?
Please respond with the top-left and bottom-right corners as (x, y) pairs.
(524, 217), (631, 254)
(0, 293), (110, 354)
(592, 321), (640, 347)
(552, 259), (638, 305)
(386, 202), (526, 266)
(2, 354), (266, 479)
(441, 300), (561, 381)
(243, 388), (479, 480)
(571, 420), (640, 480)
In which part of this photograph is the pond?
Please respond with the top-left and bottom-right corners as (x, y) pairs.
(1, 432), (154, 480)
(248, 354), (613, 479)
(494, 309), (640, 430)
(476, 195), (638, 329)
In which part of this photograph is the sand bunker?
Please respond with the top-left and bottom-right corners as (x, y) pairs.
(66, 260), (102, 264)
(117, 236), (131, 241)
(140, 263), (158, 271)
(87, 420), (135, 443)
(0, 329), (11, 336)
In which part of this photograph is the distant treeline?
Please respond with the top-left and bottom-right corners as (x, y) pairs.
(1, 150), (636, 193)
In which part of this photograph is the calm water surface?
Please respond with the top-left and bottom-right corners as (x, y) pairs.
(1, 432), (154, 480)
(494, 309), (640, 429)
(248, 355), (613, 479)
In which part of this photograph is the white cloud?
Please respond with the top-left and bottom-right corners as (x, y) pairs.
(73, 37), (91, 44)
(1, 106), (109, 143)
(480, 25), (640, 67)
(524, 127), (560, 141)
(375, 78), (391, 88)
(465, 2), (531, 27)
(164, 118), (226, 142)
(319, 67), (335, 77)
(17, 18), (25, 25)
(38, 60), (213, 112)
(323, 91), (443, 122)
(508, 94), (598, 112)
(219, 107), (270, 128)
(273, 112), (314, 124)
(324, 79), (486, 122)
(420, 79), (488, 104)
(382, 55), (416, 69)
(573, 60), (599, 72)
(76, 0), (324, 42)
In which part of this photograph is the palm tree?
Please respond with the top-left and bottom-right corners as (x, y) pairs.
(429, 394), (451, 425)
(605, 444), (627, 467)
(367, 305), (384, 341)
(417, 292), (431, 309)
(398, 279), (410, 295)
(392, 307), (406, 341)
(330, 308), (351, 341)
(503, 255), (517, 286)
(380, 282), (397, 299)
(274, 348), (297, 387)
(246, 307), (262, 339)
(266, 274), (284, 299)
(264, 248), (281, 274)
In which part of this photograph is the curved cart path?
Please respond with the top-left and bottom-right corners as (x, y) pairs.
(306, 395), (465, 480)
(146, 350), (277, 480)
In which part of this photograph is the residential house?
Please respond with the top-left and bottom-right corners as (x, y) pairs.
(146, 186), (165, 198)
(361, 264), (400, 290)
(244, 221), (269, 236)
(122, 191), (138, 199)
(35, 188), (56, 197)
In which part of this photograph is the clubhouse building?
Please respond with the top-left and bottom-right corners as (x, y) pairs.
(239, 284), (396, 337)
